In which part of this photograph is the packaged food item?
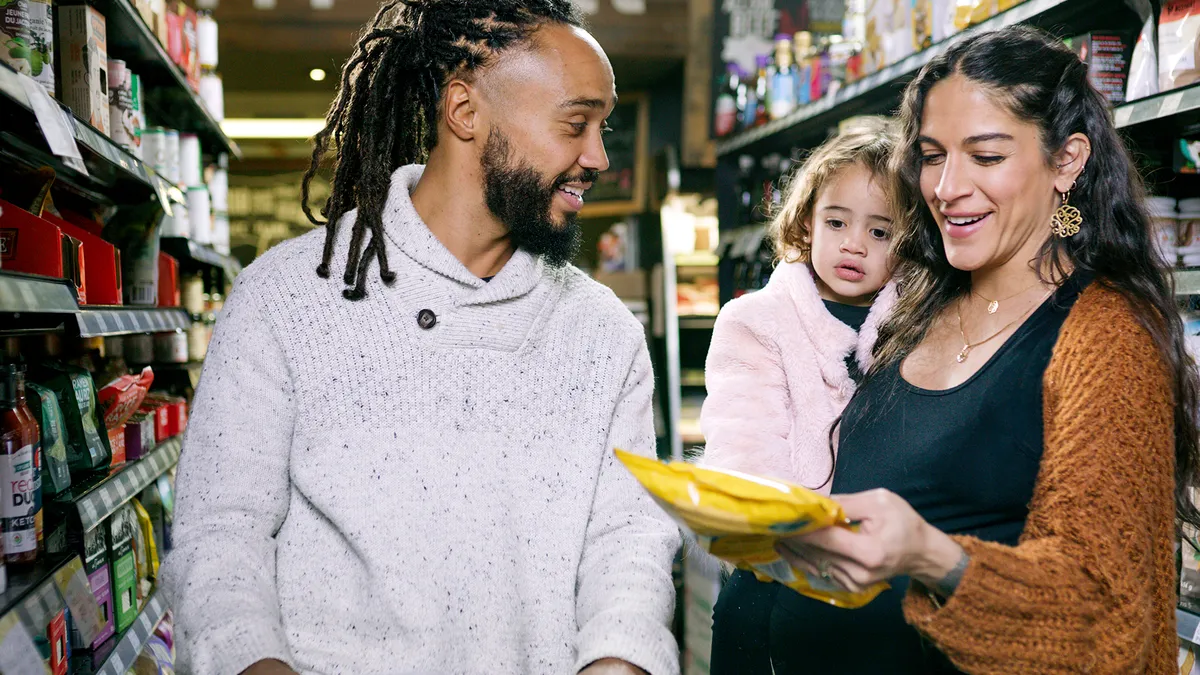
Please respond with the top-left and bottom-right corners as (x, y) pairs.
(615, 449), (889, 608)
(769, 34), (797, 120)
(77, 526), (115, 649)
(107, 502), (138, 632)
(96, 367), (154, 432)
(0, 365), (40, 564)
(131, 498), (157, 604)
(187, 185), (212, 244)
(180, 133), (201, 187)
(107, 59), (138, 152)
(57, 4), (109, 135)
(1066, 31), (1134, 105)
(45, 606), (67, 675)
(34, 363), (111, 474)
(197, 11), (217, 68)
(1146, 196), (1179, 266)
(124, 411), (157, 461)
(913, 0), (934, 50)
(155, 330), (188, 363)
(1127, 15), (1159, 102)
(864, 0), (914, 75)
(0, 0), (55, 95)
(26, 382), (72, 496)
(1160, 0), (1200, 92)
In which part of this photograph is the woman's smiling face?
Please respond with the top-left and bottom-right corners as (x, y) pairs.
(917, 73), (1062, 273)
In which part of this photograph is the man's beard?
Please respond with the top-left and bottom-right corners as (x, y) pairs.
(481, 129), (596, 268)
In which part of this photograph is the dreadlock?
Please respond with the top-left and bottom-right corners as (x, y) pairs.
(301, 0), (584, 300)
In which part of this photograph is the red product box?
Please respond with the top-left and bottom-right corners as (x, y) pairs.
(47, 608), (67, 675)
(44, 213), (123, 306)
(165, 4), (185, 69)
(182, 5), (199, 92)
(158, 253), (180, 307)
(107, 426), (126, 467)
(0, 198), (87, 301)
(138, 401), (170, 443)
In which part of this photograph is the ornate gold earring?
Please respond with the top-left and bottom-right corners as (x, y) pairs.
(1051, 188), (1082, 238)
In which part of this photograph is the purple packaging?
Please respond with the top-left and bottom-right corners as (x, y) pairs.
(81, 527), (115, 648)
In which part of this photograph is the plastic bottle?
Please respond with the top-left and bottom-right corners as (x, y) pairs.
(1, 365), (40, 565)
(753, 54), (772, 127)
(770, 35), (798, 120)
(713, 63), (741, 137)
(794, 31), (814, 106)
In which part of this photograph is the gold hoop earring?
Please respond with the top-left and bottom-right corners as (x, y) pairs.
(1051, 189), (1082, 238)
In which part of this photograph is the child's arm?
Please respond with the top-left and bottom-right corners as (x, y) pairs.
(698, 300), (796, 483)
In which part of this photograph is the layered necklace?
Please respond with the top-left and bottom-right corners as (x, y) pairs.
(955, 287), (1055, 364)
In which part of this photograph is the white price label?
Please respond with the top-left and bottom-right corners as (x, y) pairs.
(19, 74), (85, 167)
(0, 613), (48, 675)
(1161, 91), (1187, 117)
(53, 558), (105, 646)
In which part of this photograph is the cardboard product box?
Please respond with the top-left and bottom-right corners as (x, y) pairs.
(45, 213), (122, 305)
(0, 198), (86, 300)
(106, 426), (125, 466)
(107, 503), (139, 633)
(75, 525), (116, 650)
(57, 4), (109, 135)
(864, 0), (915, 75)
(157, 252), (180, 307)
(594, 270), (647, 300)
(1067, 31), (1134, 105)
(138, 400), (170, 442)
(124, 412), (157, 461)
(165, 1), (184, 68)
(182, 4), (199, 91)
(151, 0), (168, 48)
(46, 607), (68, 675)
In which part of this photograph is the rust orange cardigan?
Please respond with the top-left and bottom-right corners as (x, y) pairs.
(903, 283), (1179, 674)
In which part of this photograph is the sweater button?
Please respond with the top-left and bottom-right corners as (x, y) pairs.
(417, 309), (437, 330)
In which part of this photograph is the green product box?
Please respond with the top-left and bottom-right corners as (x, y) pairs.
(107, 503), (139, 633)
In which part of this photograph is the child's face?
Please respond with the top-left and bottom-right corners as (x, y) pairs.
(808, 162), (894, 306)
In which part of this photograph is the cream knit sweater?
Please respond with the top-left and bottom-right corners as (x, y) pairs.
(160, 165), (681, 675)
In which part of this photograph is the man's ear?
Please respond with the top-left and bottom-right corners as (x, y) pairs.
(443, 78), (479, 142)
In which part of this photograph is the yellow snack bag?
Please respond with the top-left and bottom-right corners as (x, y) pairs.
(615, 449), (889, 609)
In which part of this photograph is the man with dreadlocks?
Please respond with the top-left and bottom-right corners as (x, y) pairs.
(159, 2), (680, 674)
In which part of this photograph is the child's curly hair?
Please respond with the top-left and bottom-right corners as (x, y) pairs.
(769, 117), (901, 263)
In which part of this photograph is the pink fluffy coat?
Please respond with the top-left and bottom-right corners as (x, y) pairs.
(698, 261), (898, 494)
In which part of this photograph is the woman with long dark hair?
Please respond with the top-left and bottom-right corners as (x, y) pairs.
(759, 24), (1199, 674)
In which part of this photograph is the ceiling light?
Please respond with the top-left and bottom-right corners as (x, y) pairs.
(309, 68), (326, 82)
(220, 118), (326, 139)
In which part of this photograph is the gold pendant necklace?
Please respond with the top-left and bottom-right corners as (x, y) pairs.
(956, 289), (1055, 363)
(972, 279), (1045, 315)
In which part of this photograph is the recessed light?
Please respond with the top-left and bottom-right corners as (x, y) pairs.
(309, 68), (326, 82)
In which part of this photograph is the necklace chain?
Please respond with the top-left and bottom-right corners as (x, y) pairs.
(972, 279), (1045, 315)
(955, 288), (1055, 364)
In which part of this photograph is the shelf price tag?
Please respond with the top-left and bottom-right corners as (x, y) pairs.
(19, 74), (89, 177)
(53, 557), (105, 646)
(0, 612), (48, 675)
(1113, 105), (1133, 127)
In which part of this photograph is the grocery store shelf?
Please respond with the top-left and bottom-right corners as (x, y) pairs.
(1176, 268), (1200, 296)
(75, 306), (190, 338)
(0, 62), (175, 209)
(1113, 82), (1200, 131)
(679, 316), (717, 330)
(94, 0), (238, 158)
(716, 0), (1131, 157)
(160, 236), (243, 278)
(0, 555), (76, 632)
(95, 587), (168, 675)
(59, 436), (181, 533)
(0, 273), (78, 314)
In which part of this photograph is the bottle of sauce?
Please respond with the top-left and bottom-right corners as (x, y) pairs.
(1, 364), (41, 565)
(769, 34), (798, 120)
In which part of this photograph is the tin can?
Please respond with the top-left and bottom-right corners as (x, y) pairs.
(141, 128), (169, 178)
(163, 129), (181, 185)
(198, 72), (223, 121)
(180, 133), (201, 187)
(187, 186), (211, 244)
(0, 0), (54, 95)
(160, 200), (190, 238)
(108, 60), (137, 152)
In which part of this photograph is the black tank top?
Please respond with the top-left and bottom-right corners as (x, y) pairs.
(710, 274), (1087, 675)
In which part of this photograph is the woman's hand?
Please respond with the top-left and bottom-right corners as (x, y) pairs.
(775, 489), (966, 594)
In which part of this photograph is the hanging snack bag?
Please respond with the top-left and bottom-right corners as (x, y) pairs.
(615, 449), (889, 609)
(96, 367), (154, 432)
(26, 383), (72, 496)
(35, 364), (111, 473)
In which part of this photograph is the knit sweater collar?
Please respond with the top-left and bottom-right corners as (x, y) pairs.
(383, 164), (547, 307)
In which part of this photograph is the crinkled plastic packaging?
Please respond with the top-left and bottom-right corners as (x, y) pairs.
(615, 449), (888, 608)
